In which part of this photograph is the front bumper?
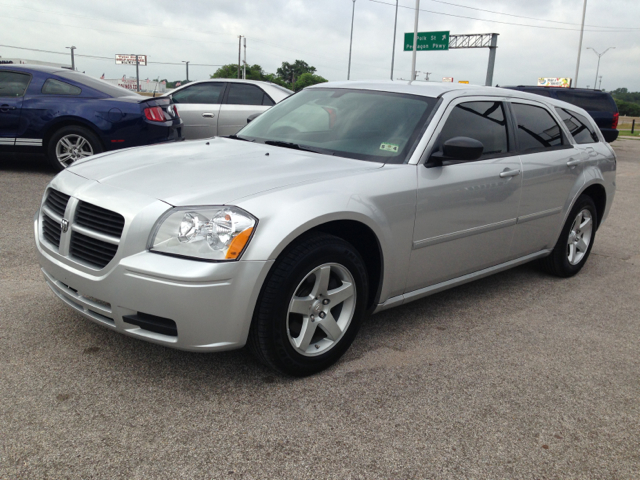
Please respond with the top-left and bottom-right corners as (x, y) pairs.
(35, 216), (272, 352)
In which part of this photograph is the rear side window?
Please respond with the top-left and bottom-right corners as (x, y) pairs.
(42, 78), (81, 95)
(226, 83), (267, 106)
(438, 101), (509, 157)
(171, 83), (225, 104)
(555, 108), (598, 144)
(0, 71), (31, 97)
(512, 103), (565, 152)
(555, 90), (616, 112)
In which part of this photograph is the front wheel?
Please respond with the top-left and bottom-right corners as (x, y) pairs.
(540, 194), (597, 277)
(47, 126), (103, 171)
(248, 233), (369, 376)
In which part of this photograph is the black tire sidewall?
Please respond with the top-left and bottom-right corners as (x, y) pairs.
(552, 195), (598, 277)
(47, 126), (103, 171)
(255, 235), (368, 376)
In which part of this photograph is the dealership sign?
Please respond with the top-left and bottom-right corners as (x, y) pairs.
(442, 77), (454, 83)
(537, 77), (572, 88)
(115, 54), (147, 66)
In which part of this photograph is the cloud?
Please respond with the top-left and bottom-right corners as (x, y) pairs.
(1, 0), (637, 90)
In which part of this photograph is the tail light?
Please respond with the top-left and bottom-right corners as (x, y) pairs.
(612, 112), (619, 129)
(173, 105), (180, 117)
(144, 106), (166, 122)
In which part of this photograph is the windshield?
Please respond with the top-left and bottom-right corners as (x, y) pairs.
(237, 88), (437, 163)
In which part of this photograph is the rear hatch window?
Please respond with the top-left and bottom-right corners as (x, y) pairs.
(555, 90), (617, 112)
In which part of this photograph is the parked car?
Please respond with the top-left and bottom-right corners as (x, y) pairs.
(35, 81), (616, 376)
(501, 86), (619, 142)
(166, 79), (292, 139)
(0, 65), (183, 170)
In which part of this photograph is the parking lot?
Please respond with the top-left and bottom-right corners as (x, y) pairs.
(1, 140), (639, 479)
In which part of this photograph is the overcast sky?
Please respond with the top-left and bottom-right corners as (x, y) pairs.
(1, 0), (639, 90)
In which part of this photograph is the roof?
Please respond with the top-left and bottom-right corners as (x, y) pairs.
(0, 64), (68, 74)
(310, 80), (506, 98)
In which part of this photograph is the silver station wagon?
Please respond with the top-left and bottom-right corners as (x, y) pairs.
(35, 81), (616, 376)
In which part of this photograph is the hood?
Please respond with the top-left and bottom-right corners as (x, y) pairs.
(68, 138), (382, 206)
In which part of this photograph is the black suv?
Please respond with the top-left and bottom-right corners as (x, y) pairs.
(501, 86), (619, 142)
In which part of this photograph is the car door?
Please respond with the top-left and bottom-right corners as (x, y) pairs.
(217, 83), (275, 137)
(508, 101), (586, 257)
(406, 98), (523, 292)
(0, 70), (31, 147)
(171, 82), (226, 139)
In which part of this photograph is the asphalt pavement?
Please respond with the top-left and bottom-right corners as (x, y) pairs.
(1, 143), (639, 479)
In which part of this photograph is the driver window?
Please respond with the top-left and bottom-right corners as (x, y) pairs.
(438, 101), (509, 158)
(172, 83), (225, 104)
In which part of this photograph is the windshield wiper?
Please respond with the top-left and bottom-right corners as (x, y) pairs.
(227, 134), (253, 142)
(264, 140), (331, 154)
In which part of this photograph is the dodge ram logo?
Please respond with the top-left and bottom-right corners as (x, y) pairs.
(60, 218), (69, 233)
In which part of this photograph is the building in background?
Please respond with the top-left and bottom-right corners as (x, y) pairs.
(101, 76), (167, 94)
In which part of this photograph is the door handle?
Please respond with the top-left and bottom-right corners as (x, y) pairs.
(499, 169), (521, 178)
(202, 113), (215, 118)
(567, 158), (581, 167)
(0, 104), (17, 111)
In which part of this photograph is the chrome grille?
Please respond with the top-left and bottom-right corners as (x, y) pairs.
(44, 189), (70, 217)
(75, 202), (125, 237)
(70, 232), (119, 269)
(42, 214), (62, 247)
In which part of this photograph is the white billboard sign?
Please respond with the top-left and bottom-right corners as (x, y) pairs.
(537, 77), (572, 88)
(115, 54), (147, 66)
(442, 77), (454, 83)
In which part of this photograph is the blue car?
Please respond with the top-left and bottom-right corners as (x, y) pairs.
(0, 65), (183, 170)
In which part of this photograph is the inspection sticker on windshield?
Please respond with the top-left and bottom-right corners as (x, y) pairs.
(380, 142), (399, 153)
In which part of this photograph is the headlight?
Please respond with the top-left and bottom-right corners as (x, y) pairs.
(149, 206), (257, 261)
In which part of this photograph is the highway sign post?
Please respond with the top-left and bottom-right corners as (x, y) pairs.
(404, 31), (450, 51)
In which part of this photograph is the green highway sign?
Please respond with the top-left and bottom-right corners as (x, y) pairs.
(404, 31), (450, 51)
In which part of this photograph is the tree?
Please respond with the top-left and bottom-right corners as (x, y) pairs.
(294, 73), (328, 92)
(211, 63), (268, 81)
(276, 60), (317, 85)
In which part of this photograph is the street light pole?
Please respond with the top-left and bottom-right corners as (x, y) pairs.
(390, 0), (399, 80)
(237, 35), (243, 79)
(574, 0), (587, 88)
(243, 37), (247, 80)
(182, 61), (189, 82)
(587, 47), (614, 90)
(410, 0), (420, 81)
(347, 0), (356, 80)
(66, 46), (76, 70)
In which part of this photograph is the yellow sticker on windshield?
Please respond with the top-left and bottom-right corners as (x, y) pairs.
(380, 142), (399, 153)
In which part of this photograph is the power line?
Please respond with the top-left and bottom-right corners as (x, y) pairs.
(370, 0), (640, 32)
(427, 0), (640, 30)
(0, 44), (222, 67)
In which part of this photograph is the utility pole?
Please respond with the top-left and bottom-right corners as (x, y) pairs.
(347, 0), (356, 80)
(182, 61), (190, 82)
(66, 46), (76, 70)
(424, 72), (431, 81)
(135, 55), (140, 93)
(410, 0), (420, 81)
(574, 0), (587, 88)
(587, 47), (614, 90)
(598, 76), (602, 90)
(237, 35), (243, 79)
(243, 37), (247, 80)
(390, 0), (399, 80)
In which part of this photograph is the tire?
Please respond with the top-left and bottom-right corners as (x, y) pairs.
(248, 233), (369, 376)
(540, 194), (598, 277)
(46, 126), (103, 171)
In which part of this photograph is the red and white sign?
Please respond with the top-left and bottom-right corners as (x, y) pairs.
(115, 54), (147, 66)
(442, 77), (454, 82)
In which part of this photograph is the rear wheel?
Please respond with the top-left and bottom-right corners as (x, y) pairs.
(248, 233), (368, 376)
(540, 195), (597, 277)
(47, 126), (103, 171)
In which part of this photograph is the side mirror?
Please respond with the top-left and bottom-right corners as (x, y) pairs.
(443, 137), (484, 160)
(427, 136), (484, 167)
(247, 112), (262, 124)
(601, 129), (619, 143)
